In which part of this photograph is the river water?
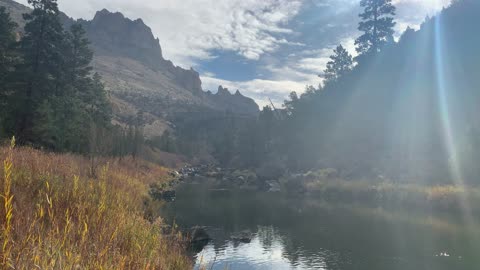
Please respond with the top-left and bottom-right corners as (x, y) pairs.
(162, 183), (480, 270)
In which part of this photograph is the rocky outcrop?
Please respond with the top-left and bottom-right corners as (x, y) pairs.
(80, 10), (164, 69)
(79, 9), (204, 95)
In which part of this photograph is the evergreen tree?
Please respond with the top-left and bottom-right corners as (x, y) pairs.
(14, 0), (65, 143)
(53, 24), (110, 152)
(0, 7), (17, 135)
(355, 0), (396, 55)
(323, 45), (354, 85)
(64, 24), (93, 89)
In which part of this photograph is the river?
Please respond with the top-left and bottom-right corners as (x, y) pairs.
(161, 182), (480, 270)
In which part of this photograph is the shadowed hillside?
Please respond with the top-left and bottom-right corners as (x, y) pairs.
(276, 0), (480, 183)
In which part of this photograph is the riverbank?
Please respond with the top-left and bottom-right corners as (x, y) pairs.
(180, 166), (480, 215)
(280, 169), (480, 214)
(0, 141), (191, 269)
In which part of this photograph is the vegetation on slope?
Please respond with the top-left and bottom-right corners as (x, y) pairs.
(0, 138), (191, 269)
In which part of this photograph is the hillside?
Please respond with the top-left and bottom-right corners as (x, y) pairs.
(0, 0), (259, 138)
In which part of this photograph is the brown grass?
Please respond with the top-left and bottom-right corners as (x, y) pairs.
(0, 138), (191, 269)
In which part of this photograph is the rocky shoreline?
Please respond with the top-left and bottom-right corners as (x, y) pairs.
(148, 164), (287, 203)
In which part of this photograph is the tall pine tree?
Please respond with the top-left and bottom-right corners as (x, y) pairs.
(355, 0), (396, 56)
(15, 0), (65, 143)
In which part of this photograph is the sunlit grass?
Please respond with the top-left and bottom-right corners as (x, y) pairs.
(0, 139), (191, 269)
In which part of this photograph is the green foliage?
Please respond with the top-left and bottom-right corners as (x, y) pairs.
(355, 0), (396, 56)
(13, 0), (65, 141)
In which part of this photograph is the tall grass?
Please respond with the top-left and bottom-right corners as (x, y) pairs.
(0, 141), (191, 269)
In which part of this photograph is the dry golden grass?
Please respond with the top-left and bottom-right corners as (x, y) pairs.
(0, 138), (191, 269)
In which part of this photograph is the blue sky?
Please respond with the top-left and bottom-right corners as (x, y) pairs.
(16, 0), (453, 106)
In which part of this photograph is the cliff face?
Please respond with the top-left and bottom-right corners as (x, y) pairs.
(0, 1), (259, 137)
(81, 10), (164, 69)
(80, 9), (204, 95)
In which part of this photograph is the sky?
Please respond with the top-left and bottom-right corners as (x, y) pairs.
(16, 0), (452, 106)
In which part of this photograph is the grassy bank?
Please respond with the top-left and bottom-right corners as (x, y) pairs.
(282, 170), (480, 214)
(0, 139), (191, 269)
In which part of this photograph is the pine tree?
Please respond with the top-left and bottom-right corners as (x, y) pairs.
(15, 0), (66, 143)
(0, 7), (17, 135)
(62, 25), (109, 152)
(323, 45), (353, 85)
(65, 24), (93, 86)
(355, 0), (396, 55)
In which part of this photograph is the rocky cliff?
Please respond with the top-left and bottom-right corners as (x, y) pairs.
(0, 0), (259, 137)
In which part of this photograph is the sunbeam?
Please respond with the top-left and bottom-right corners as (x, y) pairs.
(433, 14), (475, 228)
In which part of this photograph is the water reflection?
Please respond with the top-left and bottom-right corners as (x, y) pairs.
(162, 183), (480, 270)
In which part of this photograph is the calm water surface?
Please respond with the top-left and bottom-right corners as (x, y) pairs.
(162, 182), (480, 270)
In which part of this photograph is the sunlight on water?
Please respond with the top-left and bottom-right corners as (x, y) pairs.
(194, 227), (328, 270)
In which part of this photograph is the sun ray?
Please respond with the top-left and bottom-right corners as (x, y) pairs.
(433, 14), (475, 228)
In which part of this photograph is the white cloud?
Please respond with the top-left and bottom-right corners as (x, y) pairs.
(199, 36), (358, 107)
(14, 0), (303, 68)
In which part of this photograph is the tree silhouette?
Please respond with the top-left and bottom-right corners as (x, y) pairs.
(355, 0), (396, 55)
